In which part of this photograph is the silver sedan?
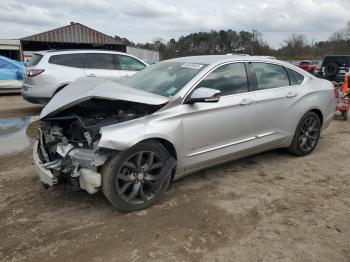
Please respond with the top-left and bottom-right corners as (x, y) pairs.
(33, 55), (336, 211)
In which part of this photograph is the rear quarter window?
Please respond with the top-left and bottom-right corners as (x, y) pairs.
(27, 54), (43, 67)
(286, 68), (305, 85)
(48, 53), (86, 68)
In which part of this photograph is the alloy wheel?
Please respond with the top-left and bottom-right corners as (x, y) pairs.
(115, 151), (164, 204)
(298, 115), (320, 152)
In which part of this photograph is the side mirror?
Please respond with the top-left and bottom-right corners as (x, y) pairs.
(186, 87), (221, 104)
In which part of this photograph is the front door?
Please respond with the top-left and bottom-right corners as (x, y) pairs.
(182, 62), (257, 172)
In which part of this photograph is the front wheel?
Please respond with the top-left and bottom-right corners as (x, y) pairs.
(101, 141), (174, 212)
(287, 112), (321, 156)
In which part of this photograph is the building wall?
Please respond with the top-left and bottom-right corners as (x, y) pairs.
(126, 46), (159, 62)
(0, 39), (22, 60)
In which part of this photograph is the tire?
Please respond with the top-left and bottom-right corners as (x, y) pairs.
(101, 141), (172, 212)
(325, 63), (339, 80)
(341, 110), (348, 121)
(287, 112), (321, 156)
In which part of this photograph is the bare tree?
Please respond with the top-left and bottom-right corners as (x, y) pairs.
(282, 33), (308, 57)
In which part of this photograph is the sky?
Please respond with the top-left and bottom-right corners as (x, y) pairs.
(1, 0), (349, 49)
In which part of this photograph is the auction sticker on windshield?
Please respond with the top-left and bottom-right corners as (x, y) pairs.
(181, 63), (204, 70)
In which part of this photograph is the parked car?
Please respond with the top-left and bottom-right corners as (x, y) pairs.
(0, 55), (24, 92)
(297, 61), (316, 74)
(22, 50), (148, 104)
(33, 55), (335, 211)
(316, 55), (350, 81)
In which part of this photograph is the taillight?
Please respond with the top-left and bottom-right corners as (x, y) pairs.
(26, 69), (45, 77)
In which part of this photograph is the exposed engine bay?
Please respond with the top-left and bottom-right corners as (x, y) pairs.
(36, 98), (163, 193)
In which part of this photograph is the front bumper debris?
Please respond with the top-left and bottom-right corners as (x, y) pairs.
(33, 128), (108, 193)
(33, 140), (58, 186)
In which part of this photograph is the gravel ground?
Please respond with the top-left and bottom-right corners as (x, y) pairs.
(0, 95), (349, 262)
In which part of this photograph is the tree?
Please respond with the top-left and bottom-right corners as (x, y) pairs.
(279, 34), (308, 58)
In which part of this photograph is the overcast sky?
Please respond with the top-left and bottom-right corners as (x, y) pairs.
(1, 0), (349, 48)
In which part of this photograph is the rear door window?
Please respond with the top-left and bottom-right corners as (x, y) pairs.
(252, 63), (289, 90)
(49, 54), (86, 68)
(117, 55), (146, 71)
(85, 53), (115, 70)
(27, 54), (43, 67)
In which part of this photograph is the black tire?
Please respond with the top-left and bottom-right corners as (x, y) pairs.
(341, 110), (348, 121)
(325, 63), (339, 80)
(101, 141), (172, 212)
(287, 112), (321, 156)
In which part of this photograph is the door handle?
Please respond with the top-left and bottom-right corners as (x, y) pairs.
(286, 92), (297, 98)
(87, 73), (96, 77)
(239, 98), (255, 106)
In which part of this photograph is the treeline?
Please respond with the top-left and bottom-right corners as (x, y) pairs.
(115, 22), (350, 60)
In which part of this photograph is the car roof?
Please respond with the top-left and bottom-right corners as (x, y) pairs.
(165, 54), (289, 66)
(33, 49), (129, 56)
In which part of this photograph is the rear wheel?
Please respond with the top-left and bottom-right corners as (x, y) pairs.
(288, 112), (321, 156)
(101, 141), (172, 212)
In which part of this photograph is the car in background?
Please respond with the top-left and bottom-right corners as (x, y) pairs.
(297, 61), (317, 74)
(142, 60), (155, 65)
(22, 50), (148, 104)
(315, 55), (350, 81)
(0, 55), (24, 92)
(33, 55), (335, 211)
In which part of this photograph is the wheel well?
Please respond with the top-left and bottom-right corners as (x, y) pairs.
(152, 138), (177, 160)
(53, 84), (68, 96)
(140, 138), (177, 184)
(310, 109), (323, 126)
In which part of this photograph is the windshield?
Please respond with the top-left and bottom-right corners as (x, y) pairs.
(123, 62), (207, 97)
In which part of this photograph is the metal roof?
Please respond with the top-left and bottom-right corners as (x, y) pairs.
(21, 22), (120, 45)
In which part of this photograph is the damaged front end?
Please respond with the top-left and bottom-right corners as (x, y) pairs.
(33, 98), (163, 194)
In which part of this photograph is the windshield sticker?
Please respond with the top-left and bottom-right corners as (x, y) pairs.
(166, 86), (178, 95)
(181, 63), (204, 70)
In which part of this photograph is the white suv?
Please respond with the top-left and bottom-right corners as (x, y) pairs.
(22, 50), (147, 104)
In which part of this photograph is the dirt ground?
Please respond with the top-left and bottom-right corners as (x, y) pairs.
(0, 95), (350, 262)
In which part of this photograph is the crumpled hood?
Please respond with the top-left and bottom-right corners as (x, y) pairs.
(40, 77), (168, 119)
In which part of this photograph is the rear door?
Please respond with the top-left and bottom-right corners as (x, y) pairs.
(116, 55), (146, 81)
(84, 53), (121, 82)
(250, 62), (304, 148)
(45, 53), (86, 85)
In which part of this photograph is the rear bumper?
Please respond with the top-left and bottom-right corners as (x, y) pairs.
(21, 89), (50, 104)
(33, 140), (58, 186)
